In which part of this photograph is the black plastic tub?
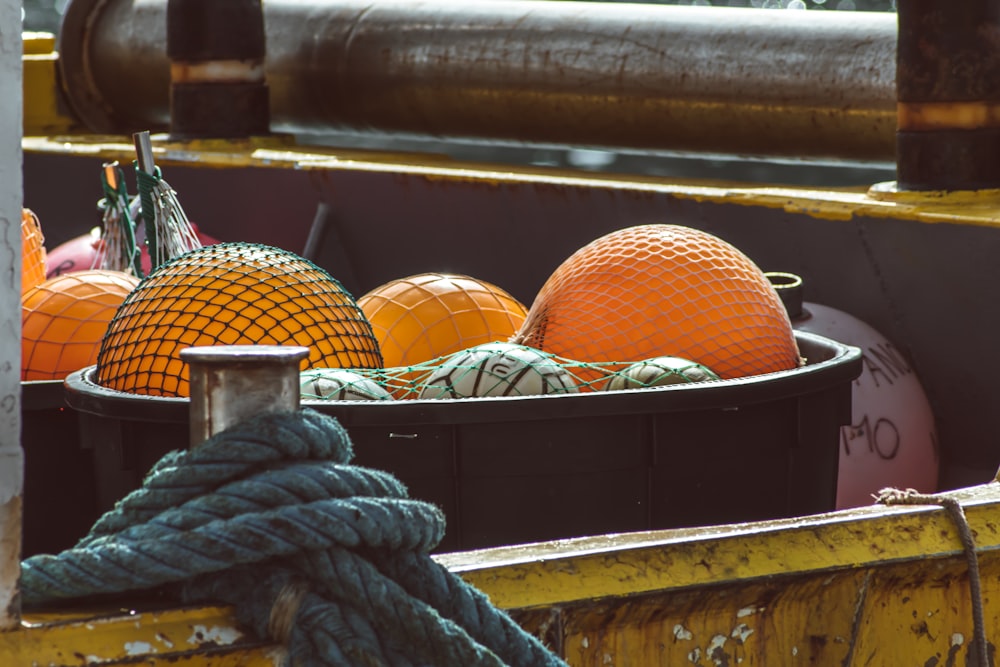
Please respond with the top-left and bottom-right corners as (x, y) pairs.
(21, 380), (99, 557)
(61, 330), (861, 552)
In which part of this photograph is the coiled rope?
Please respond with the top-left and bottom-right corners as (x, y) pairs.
(22, 409), (566, 667)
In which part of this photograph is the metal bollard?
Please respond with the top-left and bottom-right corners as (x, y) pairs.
(180, 345), (308, 447)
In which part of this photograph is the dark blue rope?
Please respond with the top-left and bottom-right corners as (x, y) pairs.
(21, 409), (565, 667)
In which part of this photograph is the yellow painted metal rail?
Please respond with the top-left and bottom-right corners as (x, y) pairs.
(6, 605), (279, 665)
(21, 132), (1000, 229)
(2, 483), (997, 665)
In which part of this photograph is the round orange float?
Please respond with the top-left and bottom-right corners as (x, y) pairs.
(358, 272), (529, 368)
(96, 242), (383, 397)
(22, 270), (140, 381)
(21, 208), (47, 295)
(513, 224), (801, 379)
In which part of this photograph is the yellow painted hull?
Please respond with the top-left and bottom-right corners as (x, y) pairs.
(446, 483), (1000, 665)
(9, 483), (999, 665)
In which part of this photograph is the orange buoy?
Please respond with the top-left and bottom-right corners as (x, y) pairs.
(96, 242), (383, 397)
(22, 270), (140, 381)
(513, 224), (801, 379)
(21, 208), (47, 295)
(358, 272), (529, 368)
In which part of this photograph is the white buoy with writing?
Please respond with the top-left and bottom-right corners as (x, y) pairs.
(769, 273), (939, 509)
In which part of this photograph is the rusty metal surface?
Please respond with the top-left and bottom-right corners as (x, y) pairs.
(170, 82), (271, 139)
(7, 604), (282, 665)
(57, 0), (896, 160)
(439, 483), (1000, 608)
(166, 0), (268, 138)
(895, 1), (1000, 190)
(444, 483), (1000, 665)
(509, 560), (999, 665)
(896, 2), (1000, 104)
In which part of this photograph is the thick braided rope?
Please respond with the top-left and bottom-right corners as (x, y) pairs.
(82, 409), (353, 542)
(21, 409), (566, 667)
(376, 550), (561, 667)
(188, 561), (507, 666)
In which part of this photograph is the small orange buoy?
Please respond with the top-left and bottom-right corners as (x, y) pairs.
(97, 242), (383, 397)
(22, 270), (140, 381)
(358, 272), (529, 368)
(513, 224), (801, 379)
(21, 208), (47, 295)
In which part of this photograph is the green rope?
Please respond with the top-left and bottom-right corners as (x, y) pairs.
(134, 162), (160, 271)
(21, 409), (565, 667)
(100, 163), (143, 277)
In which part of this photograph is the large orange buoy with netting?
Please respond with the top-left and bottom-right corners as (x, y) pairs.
(513, 224), (801, 379)
(21, 208), (47, 295)
(22, 270), (140, 381)
(358, 272), (529, 368)
(97, 242), (383, 397)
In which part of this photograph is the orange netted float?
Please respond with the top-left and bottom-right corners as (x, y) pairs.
(21, 208), (47, 295)
(358, 272), (528, 368)
(96, 242), (383, 397)
(22, 269), (139, 381)
(513, 224), (801, 379)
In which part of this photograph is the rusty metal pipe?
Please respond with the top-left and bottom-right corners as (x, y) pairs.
(58, 0), (897, 161)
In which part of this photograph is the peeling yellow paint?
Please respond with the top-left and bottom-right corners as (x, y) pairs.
(1, 605), (277, 665)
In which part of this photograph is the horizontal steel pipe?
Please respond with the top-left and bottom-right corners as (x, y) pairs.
(58, 0), (897, 160)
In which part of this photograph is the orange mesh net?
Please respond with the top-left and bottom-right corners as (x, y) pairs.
(21, 208), (47, 295)
(22, 270), (140, 381)
(357, 272), (528, 368)
(96, 242), (383, 397)
(513, 224), (801, 379)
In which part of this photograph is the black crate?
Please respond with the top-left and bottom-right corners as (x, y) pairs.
(57, 330), (860, 553)
(21, 381), (98, 556)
